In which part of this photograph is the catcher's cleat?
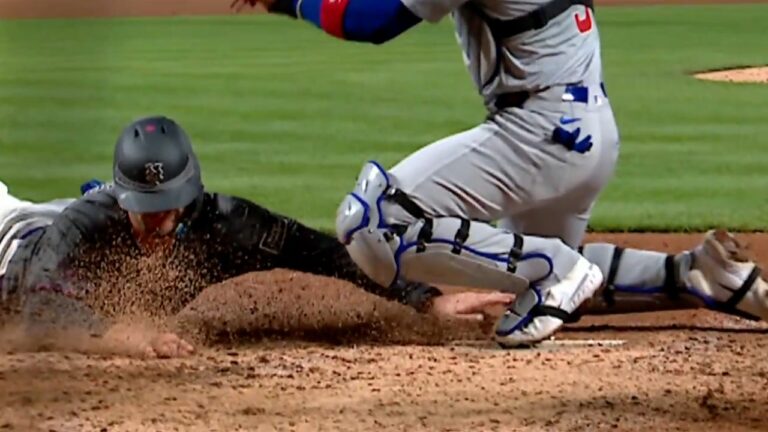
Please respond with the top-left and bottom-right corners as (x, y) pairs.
(493, 256), (603, 348)
(685, 229), (768, 321)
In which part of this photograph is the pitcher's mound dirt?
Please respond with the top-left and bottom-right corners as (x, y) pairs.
(694, 66), (768, 84)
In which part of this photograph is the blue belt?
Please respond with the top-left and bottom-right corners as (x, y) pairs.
(563, 82), (608, 104)
(494, 82), (607, 110)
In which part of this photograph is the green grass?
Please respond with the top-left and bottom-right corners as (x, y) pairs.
(0, 4), (767, 231)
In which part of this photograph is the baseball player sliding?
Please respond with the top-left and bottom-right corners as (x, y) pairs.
(234, 0), (768, 346)
(1, 115), (519, 358)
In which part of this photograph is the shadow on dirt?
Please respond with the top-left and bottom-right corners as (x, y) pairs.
(178, 313), (491, 348)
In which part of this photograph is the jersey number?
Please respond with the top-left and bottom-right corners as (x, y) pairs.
(574, 7), (593, 34)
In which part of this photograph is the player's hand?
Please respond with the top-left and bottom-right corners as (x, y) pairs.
(230, 0), (274, 12)
(144, 332), (195, 359)
(428, 291), (514, 321)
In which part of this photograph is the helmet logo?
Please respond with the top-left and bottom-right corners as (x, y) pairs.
(144, 162), (165, 185)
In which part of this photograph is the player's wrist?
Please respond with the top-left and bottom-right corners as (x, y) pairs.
(410, 285), (444, 314)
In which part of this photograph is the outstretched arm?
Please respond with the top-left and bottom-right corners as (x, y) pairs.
(216, 194), (443, 311)
(236, 0), (422, 44)
(275, 221), (517, 318)
(277, 216), (444, 312)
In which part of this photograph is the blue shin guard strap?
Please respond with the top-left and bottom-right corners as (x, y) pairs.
(451, 219), (471, 254)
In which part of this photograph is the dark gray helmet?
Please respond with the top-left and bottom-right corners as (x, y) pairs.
(113, 116), (203, 213)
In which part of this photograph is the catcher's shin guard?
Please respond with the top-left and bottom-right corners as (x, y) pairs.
(336, 161), (578, 295)
(574, 232), (768, 322)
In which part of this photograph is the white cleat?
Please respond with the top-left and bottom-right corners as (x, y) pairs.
(686, 229), (768, 321)
(494, 256), (604, 348)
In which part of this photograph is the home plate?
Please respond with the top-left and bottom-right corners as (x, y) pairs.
(450, 338), (626, 351)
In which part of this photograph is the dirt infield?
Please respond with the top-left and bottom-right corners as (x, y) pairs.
(2, 0), (768, 431)
(2, 232), (767, 431)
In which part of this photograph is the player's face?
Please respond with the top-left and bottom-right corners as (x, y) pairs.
(128, 209), (183, 242)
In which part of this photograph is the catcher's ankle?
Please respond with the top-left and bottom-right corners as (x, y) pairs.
(739, 277), (768, 321)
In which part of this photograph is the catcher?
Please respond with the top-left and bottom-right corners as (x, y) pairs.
(0, 115), (514, 358)
(230, 0), (768, 347)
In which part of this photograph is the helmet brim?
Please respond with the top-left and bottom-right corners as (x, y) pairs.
(114, 179), (200, 213)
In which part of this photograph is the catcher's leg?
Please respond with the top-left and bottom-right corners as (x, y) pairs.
(499, 189), (767, 321)
(337, 91), (617, 347)
(575, 230), (768, 322)
(498, 201), (596, 250)
(336, 161), (603, 346)
(499, 203), (701, 317)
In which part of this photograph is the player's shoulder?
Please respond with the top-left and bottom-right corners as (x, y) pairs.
(58, 187), (123, 230)
(76, 180), (120, 210)
(75, 187), (120, 210)
(200, 191), (286, 230)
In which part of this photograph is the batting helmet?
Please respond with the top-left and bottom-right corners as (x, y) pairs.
(112, 116), (203, 214)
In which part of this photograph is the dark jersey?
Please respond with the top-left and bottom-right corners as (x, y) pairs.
(1, 187), (441, 332)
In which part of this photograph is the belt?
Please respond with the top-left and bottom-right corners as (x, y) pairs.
(492, 82), (609, 154)
(494, 82), (608, 110)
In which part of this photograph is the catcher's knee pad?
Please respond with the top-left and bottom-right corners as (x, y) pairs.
(335, 161), (400, 288)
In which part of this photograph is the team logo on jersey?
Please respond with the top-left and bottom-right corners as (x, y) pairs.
(144, 162), (165, 185)
(259, 217), (288, 255)
(575, 6), (593, 34)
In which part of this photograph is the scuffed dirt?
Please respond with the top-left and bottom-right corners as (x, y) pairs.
(695, 67), (768, 84)
(2, 232), (768, 431)
(2, 333), (767, 432)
